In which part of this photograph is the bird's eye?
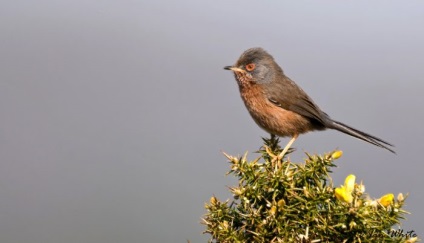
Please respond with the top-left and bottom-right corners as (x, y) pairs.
(245, 63), (256, 71)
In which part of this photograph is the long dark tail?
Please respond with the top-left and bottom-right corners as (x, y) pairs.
(326, 120), (395, 154)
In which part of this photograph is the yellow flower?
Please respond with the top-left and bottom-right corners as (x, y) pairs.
(331, 150), (343, 160)
(379, 193), (394, 207)
(335, 187), (353, 203)
(344, 174), (355, 191)
(335, 174), (356, 203)
(404, 237), (418, 243)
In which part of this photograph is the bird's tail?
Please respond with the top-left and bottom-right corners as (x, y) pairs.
(326, 120), (395, 154)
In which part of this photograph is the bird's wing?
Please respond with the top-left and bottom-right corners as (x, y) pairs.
(263, 76), (396, 153)
(264, 76), (327, 125)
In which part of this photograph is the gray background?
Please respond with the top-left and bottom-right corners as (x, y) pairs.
(1, 1), (423, 242)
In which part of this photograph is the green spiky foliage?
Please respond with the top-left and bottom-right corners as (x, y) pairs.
(202, 137), (416, 243)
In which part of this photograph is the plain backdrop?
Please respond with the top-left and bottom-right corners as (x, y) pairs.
(1, 1), (423, 242)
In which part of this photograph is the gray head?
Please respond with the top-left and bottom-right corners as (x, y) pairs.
(224, 48), (283, 86)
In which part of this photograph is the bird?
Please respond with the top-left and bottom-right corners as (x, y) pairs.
(224, 47), (395, 155)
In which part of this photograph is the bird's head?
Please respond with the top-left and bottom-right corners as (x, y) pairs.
(224, 47), (282, 86)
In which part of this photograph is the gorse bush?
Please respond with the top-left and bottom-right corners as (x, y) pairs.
(202, 137), (417, 242)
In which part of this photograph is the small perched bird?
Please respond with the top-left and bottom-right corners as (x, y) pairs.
(224, 47), (395, 154)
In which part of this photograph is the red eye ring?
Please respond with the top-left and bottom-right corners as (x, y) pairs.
(245, 63), (256, 71)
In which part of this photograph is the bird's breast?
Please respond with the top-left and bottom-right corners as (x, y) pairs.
(239, 84), (315, 137)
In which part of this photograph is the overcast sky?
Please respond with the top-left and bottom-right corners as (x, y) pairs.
(1, 1), (424, 242)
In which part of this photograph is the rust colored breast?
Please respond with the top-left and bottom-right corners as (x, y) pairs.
(239, 84), (315, 137)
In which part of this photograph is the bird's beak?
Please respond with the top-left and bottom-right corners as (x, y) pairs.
(224, 66), (245, 73)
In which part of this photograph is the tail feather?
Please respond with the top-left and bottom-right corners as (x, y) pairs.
(327, 120), (395, 154)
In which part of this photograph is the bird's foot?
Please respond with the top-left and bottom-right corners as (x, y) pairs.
(276, 135), (298, 160)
